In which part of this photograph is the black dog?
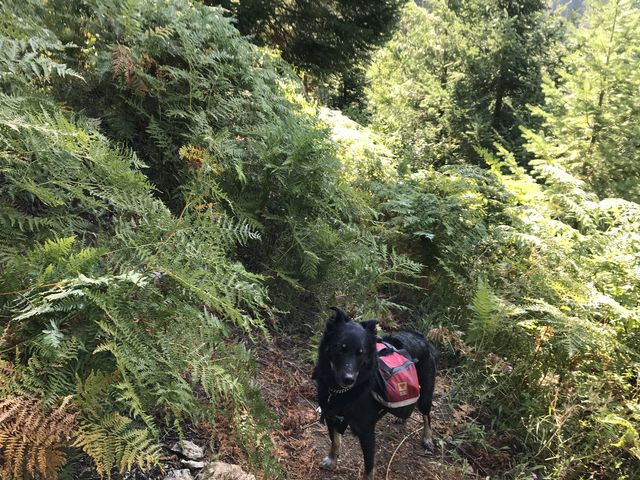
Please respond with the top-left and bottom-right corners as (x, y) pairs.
(314, 307), (438, 479)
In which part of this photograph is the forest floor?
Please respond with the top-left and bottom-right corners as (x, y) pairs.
(254, 336), (512, 480)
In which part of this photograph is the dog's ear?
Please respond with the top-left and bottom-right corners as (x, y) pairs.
(328, 306), (350, 326)
(360, 319), (378, 335)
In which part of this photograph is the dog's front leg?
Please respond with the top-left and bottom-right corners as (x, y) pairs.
(358, 429), (375, 480)
(320, 425), (341, 470)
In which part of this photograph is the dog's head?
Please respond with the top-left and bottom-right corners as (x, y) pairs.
(319, 307), (377, 389)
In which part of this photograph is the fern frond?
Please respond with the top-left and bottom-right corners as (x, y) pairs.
(74, 413), (160, 478)
(0, 395), (76, 480)
(467, 277), (499, 349)
(0, 35), (82, 87)
(111, 44), (147, 96)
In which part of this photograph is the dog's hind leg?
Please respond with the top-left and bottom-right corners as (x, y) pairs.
(320, 426), (341, 470)
(421, 413), (434, 451)
(416, 348), (437, 451)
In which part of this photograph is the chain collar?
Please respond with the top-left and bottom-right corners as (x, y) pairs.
(329, 384), (354, 394)
(326, 384), (354, 404)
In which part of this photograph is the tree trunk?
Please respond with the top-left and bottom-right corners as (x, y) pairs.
(492, 80), (505, 130)
(587, 0), (620, 155)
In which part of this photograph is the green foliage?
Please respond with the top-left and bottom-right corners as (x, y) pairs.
(2, 0), (640, 478)
(0, 35), (80, 91)
(0, 1), (417, 477)
(0, 67), (275, 477)
(211, 0), (405, 112)
(74, 413), (161, 478)
(376, 142), (640, 476)
(468, 278), (499, 349)
(308, 108), (425, 323)
(524, 0), (640, 202)
(214, 0), (404, 78)
(319, 107), (396, 187)
(367, 1), (563, 168)
(367, 2), (459, 167)
(35, 0), (418, 322)
(365, 4), (640, 473)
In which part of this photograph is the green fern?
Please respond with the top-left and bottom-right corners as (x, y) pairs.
(74, 413), (161, 478)
(0, 35), (81, 89)
(467, 278), (499, 349)
(0, 67), (274, 477)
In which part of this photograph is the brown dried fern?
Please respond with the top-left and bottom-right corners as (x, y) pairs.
(0, 395), (77, 480)
(111, 44), (148, 96)
(427, 326), (472, 355)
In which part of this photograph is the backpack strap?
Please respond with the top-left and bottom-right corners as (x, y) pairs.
(376, 339), (417, 363)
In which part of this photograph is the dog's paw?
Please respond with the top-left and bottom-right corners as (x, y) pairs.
(320, 456), (337, 470)
(422, 437), (435, 452)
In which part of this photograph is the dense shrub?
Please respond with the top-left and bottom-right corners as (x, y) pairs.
(38, 0), (415, 319)
(363, 2), (640, 475)
(0, 3), (275, 476)
(0, 3), (420, 476)
(375, 97), (640, 480)
(0, 90), (276, 476)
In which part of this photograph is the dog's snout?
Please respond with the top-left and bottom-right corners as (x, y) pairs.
(342, 373), (355, 386)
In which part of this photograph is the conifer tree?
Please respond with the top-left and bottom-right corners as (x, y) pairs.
(368, 0), (562, 167)
(524, 0), (640, 201)
(451, 0), (558, 159)
(367, 1), (460, 169)
(214, 0), (404, 78)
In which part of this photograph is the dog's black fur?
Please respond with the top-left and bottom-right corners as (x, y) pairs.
(314, 307), (438, 479)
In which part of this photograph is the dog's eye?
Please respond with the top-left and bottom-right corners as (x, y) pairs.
(341, 343), (348, 352)
(357, 348), (363, 355)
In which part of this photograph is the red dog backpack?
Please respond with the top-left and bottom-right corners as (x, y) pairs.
(372, 341), (420, 412)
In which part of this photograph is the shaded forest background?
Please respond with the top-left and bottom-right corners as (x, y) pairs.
(0, 0), (638, 478)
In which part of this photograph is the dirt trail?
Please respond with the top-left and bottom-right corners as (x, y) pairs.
(255, 337), (480, 480)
